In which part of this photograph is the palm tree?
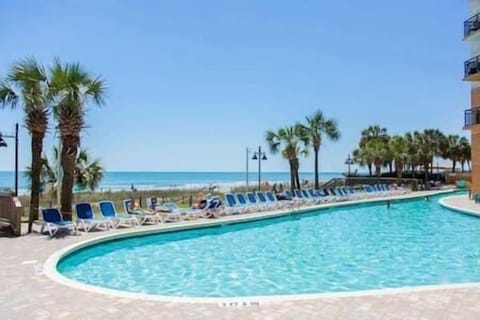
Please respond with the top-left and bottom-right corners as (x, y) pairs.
(24, 157), (56, 195)
(74, 149), (104, 191)
(49, 60), (106, 216)
(459, 137), (471, 172)
(360, 125), (389, 145)
(352, 147), (372, 176)
(297, 110), (340, 189)
(266, 126), (307, 191)
(403, 131), (418, 174)
(424, 129), (446, 175)
(442, 134), (461, 172)
(389, 135), (406, 178)
(25, 147), (104, 196)
(358, 125), (389, 175)
(414, 130), (436, 188)
(363, 140), (389, 177)
(0, 58), (49, 231)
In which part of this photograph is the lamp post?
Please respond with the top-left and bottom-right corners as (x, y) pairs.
(251, 146), (267, 191)
(345, 153), (354, 176)
(0, 123), (19, 196)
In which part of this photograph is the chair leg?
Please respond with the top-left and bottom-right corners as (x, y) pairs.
(46, 224), (52, 237)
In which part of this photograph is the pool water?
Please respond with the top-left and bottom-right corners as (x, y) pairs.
(58, 194), (480, 297)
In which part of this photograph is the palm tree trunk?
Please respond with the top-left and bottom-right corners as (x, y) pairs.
(388, 161), (392, 174)
(395, 160), (403, 178)
(424, 162), (430, 189)
(60, 136), (78, 219)
(288, 160), (295, 192)
(368, 163), (373, 176)
(295, 169), (301, 190)
(452, 160), (456, 173)
(28, 132), (44, 232)
(314, 148), (319, 189)
(293, 158), (301, 190)
(461, 161), (465, 173)
(375, 164), (381, 178)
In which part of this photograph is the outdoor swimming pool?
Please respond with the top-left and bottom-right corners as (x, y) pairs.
(57, 194), (480, 298)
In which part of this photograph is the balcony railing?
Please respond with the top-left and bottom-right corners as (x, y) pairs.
(464, 55), (480, 80)
(465, 13), (480, 38)
(465, 107), (480, 128)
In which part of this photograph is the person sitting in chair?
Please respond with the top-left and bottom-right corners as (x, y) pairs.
(129, 199), (164, 215)
(192, 193), (208, 210)
(204, 198), (222, 219)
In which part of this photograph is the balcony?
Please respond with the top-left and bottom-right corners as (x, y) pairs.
(464, 55), (480, 81)
(464, 107), (480, 128)
(465, 13), (480, 39)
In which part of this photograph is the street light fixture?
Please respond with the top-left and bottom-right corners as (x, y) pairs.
(345, 153), (354, 176)
(251, 146), (267, 191)
(0, 123), (19, 196)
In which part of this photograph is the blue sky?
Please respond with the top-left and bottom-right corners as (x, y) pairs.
(0, 0), (471, 173)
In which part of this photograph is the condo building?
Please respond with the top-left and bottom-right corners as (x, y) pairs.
(464, 0), (480, 194)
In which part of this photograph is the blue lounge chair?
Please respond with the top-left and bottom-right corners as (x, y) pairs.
(224, 193), (245, 214)
(345, 186), (366, 199)
(293, 189), (310, 204)
(335, 187), (355, 200)
(301, 189), (322, 204)
(284, 190), (304, 205)
(374, 184), (389, 196)
(323, 188), (342, 201)
(235, 193), (257, 212)
(256, 191), (280, 209)
(308, 189), (333, 203)
(75, 202), (113, 232)
(202, 197), (225, 218)
(246, 192), (269, 210)
(265, 191), (290, 208)
(41, 208), (77, 237)
(363, 185), (380, 198)
(362, 185), (374, 197)
(98, 201), (138, 228)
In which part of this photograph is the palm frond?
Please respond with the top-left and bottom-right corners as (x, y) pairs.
(0, 80), (18, 109)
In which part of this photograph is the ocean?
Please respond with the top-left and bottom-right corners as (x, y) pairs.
(0, 171), (343, 194)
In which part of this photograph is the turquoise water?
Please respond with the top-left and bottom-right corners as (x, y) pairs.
(57, 194), (480, 297)
(0, 171), (341, 194)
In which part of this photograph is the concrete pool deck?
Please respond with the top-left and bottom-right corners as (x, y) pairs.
(3, 189), (480, 319)
(439, 194), (480, 217)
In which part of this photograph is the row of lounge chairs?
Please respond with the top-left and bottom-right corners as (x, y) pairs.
(223, 184), (408, 213)
(39, 198), (222, 237)
(39, 184), (408, 237)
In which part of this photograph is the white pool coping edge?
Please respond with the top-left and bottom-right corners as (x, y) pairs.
(438, 195), (480, 217)
(44, 188), (480, 304)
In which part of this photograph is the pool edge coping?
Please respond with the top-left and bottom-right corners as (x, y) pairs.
(438, 195), (480, 217)
(44, 188), (477, 304)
